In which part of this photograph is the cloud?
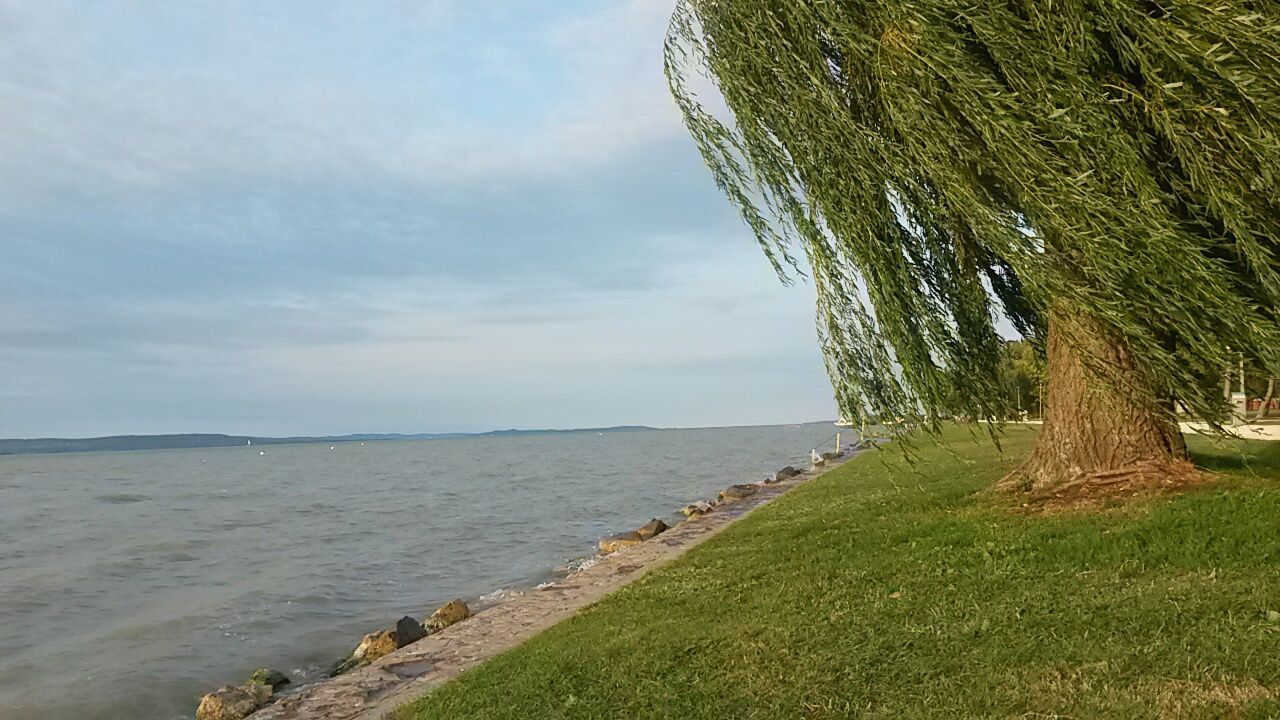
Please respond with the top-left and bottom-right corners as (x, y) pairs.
(0, 0), (685, 203)
(0, 0), (835, 437)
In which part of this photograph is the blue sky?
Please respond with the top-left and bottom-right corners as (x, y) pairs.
(0, 0), (834, 437)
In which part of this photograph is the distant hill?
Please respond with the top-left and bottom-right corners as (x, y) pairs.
(478, 426), (658, 437)
(0, 426), (661, 456)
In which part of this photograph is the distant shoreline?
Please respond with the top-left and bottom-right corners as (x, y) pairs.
(0, 426), (663, 457)
(0, 422), (836, 457)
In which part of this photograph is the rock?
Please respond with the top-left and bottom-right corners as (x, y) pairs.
(598, 531), (644, 554)
(774, 466), (802, 481)
(1267, 610), (1280, 623)
(196, 683), (272, 720)
(395, 615), (428, 645)
(681, 501), (715, 517)
(425, 599), (472, 632)
(329, 605), (468, 677)
(718, 484), (759, 502)
(329, 653), (359, 677)
(636, 518), (670, 540)
(822, 451), (840, 461)
(332, 628), (400, 676)
(355, 629), (400, 663)
(247, 668), (290, 690)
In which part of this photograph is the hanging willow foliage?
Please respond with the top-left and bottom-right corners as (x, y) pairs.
(665, 0), (1280, 435)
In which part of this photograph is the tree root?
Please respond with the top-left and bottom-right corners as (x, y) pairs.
(1000, 458), (1209, 512)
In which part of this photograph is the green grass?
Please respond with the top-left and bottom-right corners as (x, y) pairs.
(396, 427), (1280, 719)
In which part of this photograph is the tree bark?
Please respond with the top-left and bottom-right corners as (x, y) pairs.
(1257, 378), (1275, 421)
(1003, 308), (1195, 497)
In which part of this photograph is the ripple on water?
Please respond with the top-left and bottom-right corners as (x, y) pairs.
(94, 493), (152, 505)
(0, 421), (842, 720)
(160, 552), (200, 563)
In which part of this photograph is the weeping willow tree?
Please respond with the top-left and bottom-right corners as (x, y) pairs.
(665, 0), (1280, 493)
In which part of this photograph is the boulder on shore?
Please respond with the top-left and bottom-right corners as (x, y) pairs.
(822, 451), (840, 462)
(773, 466), (802, 482)
(396, 615), (428, 645)
(681, 501), (715, 517)
(718, 484), (759, 502)
(247, 668), (290, 690)
(636, 518), (670, 540)
(330, 613), (432, 676)
(354, 629), (399, 663)
(196, 683), (272, 720)
(425, 599), (472, 632)
(331, 627), (401, 676)
(598, 531), (644, 554)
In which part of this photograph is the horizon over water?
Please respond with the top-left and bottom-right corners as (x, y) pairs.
(0, 421), (841, 720)
(0, 420), (815, 454)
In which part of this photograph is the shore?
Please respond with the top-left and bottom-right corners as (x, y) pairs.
(393, 427), (1280, 719)
(229, 448), (862, 720)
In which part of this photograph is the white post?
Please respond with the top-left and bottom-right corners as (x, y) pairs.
(836, 432), (841, 454)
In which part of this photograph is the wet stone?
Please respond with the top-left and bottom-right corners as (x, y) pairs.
(425, 599), (472, 632)
(598, 531), (644, 554)
(247, 668), (290, 690)
(718, 484), (759, 502)
(635, 518), (670, 540)
(196, 683), (272, 720)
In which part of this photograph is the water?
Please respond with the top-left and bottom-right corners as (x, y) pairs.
(0, 422), (838, 720)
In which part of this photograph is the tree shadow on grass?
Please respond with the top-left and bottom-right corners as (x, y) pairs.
(1189, 437), (1280, 479)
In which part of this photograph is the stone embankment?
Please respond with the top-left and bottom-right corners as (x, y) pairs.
(196, 597), (474, 720)
(195, 444), (866, 720)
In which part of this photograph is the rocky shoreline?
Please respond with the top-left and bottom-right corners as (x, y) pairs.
(195, 442), (868, 720)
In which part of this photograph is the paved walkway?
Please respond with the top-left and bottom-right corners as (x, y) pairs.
(1010, 419), (1279, 442)
(1180, 422), (1280, 441)
(246, 454), (853, 720)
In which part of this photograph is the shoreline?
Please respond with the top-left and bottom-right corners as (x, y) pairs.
(234, 447), (863, 720)
(385, 429), (1280, 718)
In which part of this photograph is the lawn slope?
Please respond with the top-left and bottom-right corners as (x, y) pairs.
(396, 426), (1280, 719)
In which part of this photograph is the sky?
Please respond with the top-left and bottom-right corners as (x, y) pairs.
(0, 0), (835, 438)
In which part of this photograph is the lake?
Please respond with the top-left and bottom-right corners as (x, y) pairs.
(0, 422), (840, 719)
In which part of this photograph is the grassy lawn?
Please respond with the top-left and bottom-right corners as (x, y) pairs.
(395, 426), (1280, 719)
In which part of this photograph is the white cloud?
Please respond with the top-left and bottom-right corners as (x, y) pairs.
(0, 1), (837, 437)
(0, 0), (688, 204)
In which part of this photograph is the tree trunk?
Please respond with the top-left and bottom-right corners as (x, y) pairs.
(1257, 378), (1275, 421)
(1003, 308), (1195, 498)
